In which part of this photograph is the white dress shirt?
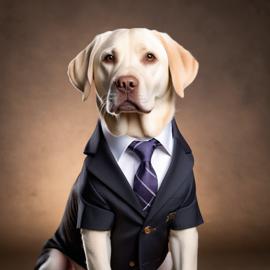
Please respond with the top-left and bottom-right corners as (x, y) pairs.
(100, 119), (174, 190)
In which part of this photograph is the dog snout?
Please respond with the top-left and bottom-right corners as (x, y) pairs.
(114, 76), (139, 93)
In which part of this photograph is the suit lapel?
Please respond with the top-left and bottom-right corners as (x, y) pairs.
(83, 119), (147, 219)
(144, 118), (194, 223)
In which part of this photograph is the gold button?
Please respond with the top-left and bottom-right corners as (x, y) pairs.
(143, 225), (156, 234)
(129, 260), (136, 267)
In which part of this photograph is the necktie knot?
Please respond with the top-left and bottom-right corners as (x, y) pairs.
(128, 138), (161, 162)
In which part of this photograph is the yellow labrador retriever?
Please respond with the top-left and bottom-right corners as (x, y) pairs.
(39, 28), (200, 270)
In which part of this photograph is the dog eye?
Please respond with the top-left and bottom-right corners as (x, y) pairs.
(103, 54), (115, 63)
(143, 52), (157, 63)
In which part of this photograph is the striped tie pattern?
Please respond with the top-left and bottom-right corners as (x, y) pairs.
(128, 138), (161, 212)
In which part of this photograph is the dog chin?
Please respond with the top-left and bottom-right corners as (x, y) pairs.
(110, 101), (152, 115)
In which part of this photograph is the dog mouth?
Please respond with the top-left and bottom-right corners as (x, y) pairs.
(117, 100), (139, 112)
(111, 99), (151, 114)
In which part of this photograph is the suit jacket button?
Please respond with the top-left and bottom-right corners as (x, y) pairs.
(143, 226), (156, 234)
(129, 260), (136, 267)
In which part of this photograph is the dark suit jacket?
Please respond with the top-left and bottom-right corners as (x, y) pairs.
(35, 117), (204, 270)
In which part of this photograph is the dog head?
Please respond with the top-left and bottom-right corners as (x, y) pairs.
(67, 28), (199, 137)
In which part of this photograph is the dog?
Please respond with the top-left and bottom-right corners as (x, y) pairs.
(35, 28), (204, 270)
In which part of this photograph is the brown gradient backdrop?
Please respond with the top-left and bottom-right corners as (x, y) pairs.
(0, 0), (270, 269)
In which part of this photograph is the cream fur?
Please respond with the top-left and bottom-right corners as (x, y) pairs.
(67, 28), (198, 138)
(44, 28), (200, 270)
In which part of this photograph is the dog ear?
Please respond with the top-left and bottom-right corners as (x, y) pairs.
(67, 32), (111, 101)
(152, 30), (199, 98)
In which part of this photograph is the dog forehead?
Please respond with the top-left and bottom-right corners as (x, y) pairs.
(98, 28), (167, 57)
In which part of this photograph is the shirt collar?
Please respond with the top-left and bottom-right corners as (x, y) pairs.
(100, 118), (173, 162)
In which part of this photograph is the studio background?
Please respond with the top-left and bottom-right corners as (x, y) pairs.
(0, 0), (269, 269)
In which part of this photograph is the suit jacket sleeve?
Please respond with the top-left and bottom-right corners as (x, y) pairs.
(170, 171), (204, 230)
(76, 158), (115, 230)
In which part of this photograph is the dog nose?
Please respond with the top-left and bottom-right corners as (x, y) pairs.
(115, 76), (138, 92)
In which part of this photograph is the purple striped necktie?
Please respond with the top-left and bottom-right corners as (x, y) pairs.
(128, 138), (161, 213)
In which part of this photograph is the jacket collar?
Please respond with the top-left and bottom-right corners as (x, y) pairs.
(83, 117), (193, 221)
(84, 117), (191, 156)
